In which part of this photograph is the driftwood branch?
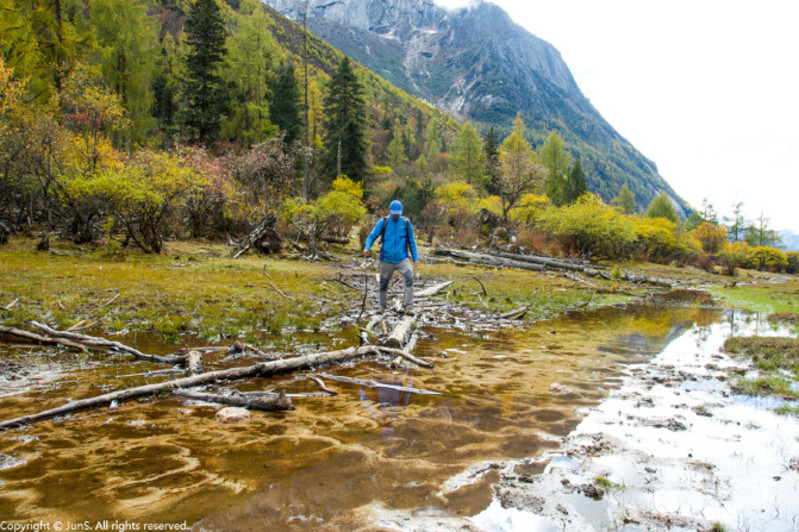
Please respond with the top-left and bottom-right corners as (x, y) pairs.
(5, 298), (19, 310)
(498, 306), (530, 320)
(29, 321), (182, 365)
(0, 345), (380, 430)
(317, 373), (443, 396)
(308, 375), (338, 395)
(375, 346), (434, 368)
(171, 389), (293, 411)
(0, 325), (90, 353)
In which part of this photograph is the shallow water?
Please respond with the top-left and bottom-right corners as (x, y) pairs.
(0, 304), (720, 528)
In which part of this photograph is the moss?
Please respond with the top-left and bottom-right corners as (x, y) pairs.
(724, 336), (799, 402)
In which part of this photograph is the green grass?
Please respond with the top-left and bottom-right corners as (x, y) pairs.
(724, 336), (799, 406)
(708, 282), (799, 316)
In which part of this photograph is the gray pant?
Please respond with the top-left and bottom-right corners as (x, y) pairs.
(379, 259), (414, 310)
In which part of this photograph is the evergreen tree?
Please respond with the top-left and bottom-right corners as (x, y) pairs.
(322, 57), (368, 184)
(646, 192), (679, 224)
(540, 130), (571, 207)
(423, 120), (444, 174)
(612, 182), (636, 214)
(183, 0), (228, 144)
(483, 126), (501, 195)
(452, 121), (484, 186)
(269, 61), (302, 146)
(563, 158), (587, 204)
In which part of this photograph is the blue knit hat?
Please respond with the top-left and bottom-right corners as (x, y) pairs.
(389, 200), (403, 214)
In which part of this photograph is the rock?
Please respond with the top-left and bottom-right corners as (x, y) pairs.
(215, 407), (250, 424)
(550, 382), (573, 395)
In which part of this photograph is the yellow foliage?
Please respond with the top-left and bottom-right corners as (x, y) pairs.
(435, 179), (478, 213)
(692, 221), (727, 254)
(510, 193), (550, 224)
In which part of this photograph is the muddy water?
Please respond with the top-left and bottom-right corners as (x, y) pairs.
(0, 304), (719, 529)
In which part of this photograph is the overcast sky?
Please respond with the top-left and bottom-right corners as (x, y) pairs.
(434, 0), (799, 232)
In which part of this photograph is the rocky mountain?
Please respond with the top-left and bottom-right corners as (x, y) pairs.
(262, 0), (689, 214)
(779, 230), (799, 251)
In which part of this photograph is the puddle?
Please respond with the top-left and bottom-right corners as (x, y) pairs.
(0, 304), (722, 527)
(478, 310), (799, 531)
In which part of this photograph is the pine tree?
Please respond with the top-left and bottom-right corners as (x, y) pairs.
(646, 192), (679, 224)
(452, 121), (484, 186)
(563, 158), (587, 204)
(323, 57), (367, 184)
(612, 182), (636, 214)
(387, 119), (407, 168)
(269, 61), (302, 146)
(483, 126), (501, 195)
(183, 0), (228, 144)
(540, 130), (571, 207)
(725, 201), (746, 242)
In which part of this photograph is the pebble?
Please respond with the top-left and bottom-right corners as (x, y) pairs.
(215, 407), (250, 424)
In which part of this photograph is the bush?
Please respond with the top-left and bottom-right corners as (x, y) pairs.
(539, 193), (635, 260)
(717, 242), (750, 276)
(748, 246), (788, 271)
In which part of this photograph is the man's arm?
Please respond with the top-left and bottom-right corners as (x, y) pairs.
(362, 219), (384, 256)
(407, 220), (419, 264)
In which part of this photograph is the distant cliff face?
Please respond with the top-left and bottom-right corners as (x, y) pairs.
(263, 0), (689, 214)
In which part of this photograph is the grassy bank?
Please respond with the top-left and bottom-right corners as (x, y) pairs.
(1, 238), (634, 346)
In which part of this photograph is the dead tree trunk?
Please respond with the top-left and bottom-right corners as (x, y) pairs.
(171, 389), (293, 411)
(0, 345), (380, 430)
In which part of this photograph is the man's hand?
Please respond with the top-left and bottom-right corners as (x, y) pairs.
(363, 249), (370, 257)
(413, 261), (418, 268)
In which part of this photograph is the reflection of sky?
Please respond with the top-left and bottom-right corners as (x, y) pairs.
(600, 322), (693, 357)
(359, 384), (413, 439)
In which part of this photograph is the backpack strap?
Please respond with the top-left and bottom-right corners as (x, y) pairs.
(378, 216), (390, 243)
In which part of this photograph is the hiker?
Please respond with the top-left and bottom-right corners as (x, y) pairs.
(362, 200), (419, 314)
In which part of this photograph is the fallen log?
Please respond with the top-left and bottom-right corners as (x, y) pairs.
(415, 281), (455, 297)
(0, 326), (90, 353)
(0, 345), (380, 430)
(171, 389), (293, 411)
(430, 249), (544, 272)
(488, 250), (588, 272)
(317, 373), (443, 396)
(30, 321), (182, 365)
(498, 306), (530, 320)
(384, 313), (418, 348)
(185, 351), (202, 376)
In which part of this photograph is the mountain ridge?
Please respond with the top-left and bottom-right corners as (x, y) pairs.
(262, 0), (690, 215)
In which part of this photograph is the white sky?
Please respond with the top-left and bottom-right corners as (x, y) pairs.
(434, 0), (799, 232)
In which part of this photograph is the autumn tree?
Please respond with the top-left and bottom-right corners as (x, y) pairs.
(183, 0), (228, 144)
(497, 113), (545, 217)
(323, 57), (367, 184)
(222, 0), (278, 144)
(540, 130), (571, 207)
(692, 222), (727, 254)
(90, 0), (158, 142)
(744, 211), (782, 248)
(645, 192), (679, 224)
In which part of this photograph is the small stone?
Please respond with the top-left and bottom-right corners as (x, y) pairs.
(215, 407), (250, 424)
(550, 383), (573, 395)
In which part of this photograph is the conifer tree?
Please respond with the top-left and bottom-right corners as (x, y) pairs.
(612, 182), (636, 214)
(452, 122), (484, 186)
(646, 192), (679, 224)
(269, 62), (302, 146)
(540, 130), (571, 207)
(183, 0), (228, 144)
(322, 57), (367, 184)
(563, 158), (587, 204)
(483, 126), (501, 195)
(725, 201), (746, 242)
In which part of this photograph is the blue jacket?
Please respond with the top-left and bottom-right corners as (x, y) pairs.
(364, 216), (419, 263)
